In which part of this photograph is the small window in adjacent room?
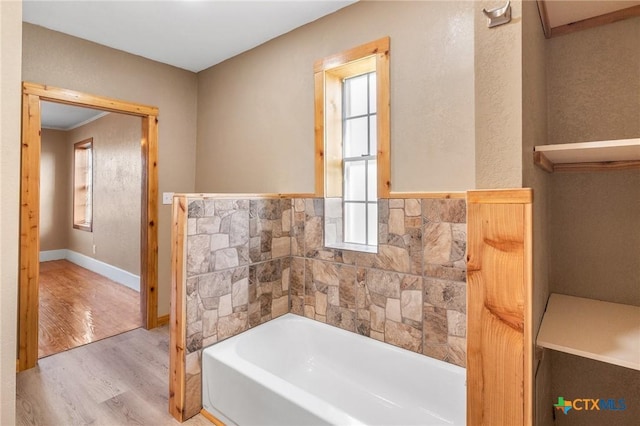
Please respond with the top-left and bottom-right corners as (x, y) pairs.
(315, 37), (390, 252)
(73, 138), (93, 232)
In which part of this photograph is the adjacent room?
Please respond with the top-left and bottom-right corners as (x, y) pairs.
(1, 1), (638, 426)
(38, 101), (143, 358)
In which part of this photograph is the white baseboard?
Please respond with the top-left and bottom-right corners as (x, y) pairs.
(39, 249), (140, 292)
(39, 249), (67, 262)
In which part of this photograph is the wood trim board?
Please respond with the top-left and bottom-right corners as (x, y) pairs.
(537, 1), (640, 39)
(18, 82), (159, 371)
(466, 189), (533, 425)
(550, 4), (640, 38)
(169, 196), (188, 421)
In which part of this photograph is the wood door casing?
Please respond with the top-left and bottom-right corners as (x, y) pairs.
(18, 82), (159, 371)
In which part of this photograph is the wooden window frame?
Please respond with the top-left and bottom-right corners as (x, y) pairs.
(73, 138), (93, 232)
(314, 37), (391, 198)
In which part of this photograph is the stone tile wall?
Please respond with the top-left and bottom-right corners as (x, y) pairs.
(183, 197), (292, 418)
(180, 195), (466, 418)
(291, 198), (467, 367)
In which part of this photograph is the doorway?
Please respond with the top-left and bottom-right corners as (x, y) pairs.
(38, 103), (143, 358)
(18, 82), (159, 371)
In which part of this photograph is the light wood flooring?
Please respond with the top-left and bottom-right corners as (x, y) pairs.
(39, 260), (142, 358)
(16, 325), (211, 426)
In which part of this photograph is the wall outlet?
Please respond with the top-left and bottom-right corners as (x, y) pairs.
(92, 244), (96, 254)
(162, 192), (175, 205)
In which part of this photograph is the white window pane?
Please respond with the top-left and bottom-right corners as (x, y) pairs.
(369, 115), (377, 154)
(344, 117), (368, 157)
(345, 74), (368, 117)
(369, 73), (377, 114)
(344, 160), (366, 201)
(345, 203), (366, 244)
(368, 203), (378, 246)
(367, 160), (377, 200)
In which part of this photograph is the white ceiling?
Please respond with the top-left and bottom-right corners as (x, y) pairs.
(41, 101), (108, 131)
(23, 0), (357, 73)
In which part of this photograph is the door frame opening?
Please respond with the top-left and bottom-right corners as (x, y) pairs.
(18, 82), (159, 371)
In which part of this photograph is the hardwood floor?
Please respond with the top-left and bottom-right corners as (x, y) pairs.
(39, 260), (142, 358)
(16, 326), (211, 426)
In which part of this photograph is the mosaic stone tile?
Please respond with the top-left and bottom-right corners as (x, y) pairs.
(423, 343), (448, 361)
(423, 222), (452, 265)
(424, 278), (466, 313)
(423, 304), (448, 345)
(384, 319), (422, 352)
(249, 200), (291, 262)
(197, 216), (221, 234)
(289, 256), (305, 315)
(187, 200), (204, 218)
(186, 234), (211, 276)
(447, 335), (466, 367)
(375, 199), (422, 275)
(422, 198), (467, 292)
(359, 268), (424, 353)
(447, 310), (466, 337)
(422, 199), (466, 224)
(248, 259), (288, 327)
(424, 263), (466, 282)
(218, 312), (248, 341)
(291, 200), (306, 257)
(185, 351), (202, 419)
(187, 218), (197, 236)
(183, 195), (469, 406)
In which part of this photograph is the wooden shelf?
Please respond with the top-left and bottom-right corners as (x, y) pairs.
(537, 293), (640, 370)
(534, 138), (640, 172)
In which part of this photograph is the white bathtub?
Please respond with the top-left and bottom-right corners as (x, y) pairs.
(202, 313), (466, 426)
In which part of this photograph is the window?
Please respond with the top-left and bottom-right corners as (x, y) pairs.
(73, 138), (93, 232)
(314, 37), (390, 251)
(343, 72), (377, 245)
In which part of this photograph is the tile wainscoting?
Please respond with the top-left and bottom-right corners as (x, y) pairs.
(176, 195), (466, 419)
(291, 198), (467, 366)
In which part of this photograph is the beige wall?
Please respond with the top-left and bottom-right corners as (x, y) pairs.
(0, 1), (22, 424)
(547, 16), (640, 305)
(23, 23), (199, 315)
(475, 0), (523, 188)
(196, 0), (475, 193)
(546, 17), (640, 426)
(521, 1), (552, 425)
(40, 128), (70, 251)
(67, 113), (141, 275)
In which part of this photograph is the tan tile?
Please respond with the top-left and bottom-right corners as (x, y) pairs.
(315, 292), (328, 316)
(385, 298), (402, 322)
(389, 208), (406, 235)
(423, 222), (452, 265)
(447, 335), (466, 367)
(401, 290), (422, 322)
(384, 320), (422, 353)
(447, 310), (466, 337)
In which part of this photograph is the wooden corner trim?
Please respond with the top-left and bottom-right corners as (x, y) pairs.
(200, 409), (226, 426)
(549, 4), (640, 38)
(536, 0), (552, 39)
(388, 191), (466, 199)
(467, 188), (533, 204)
(533, 151), (554, 173)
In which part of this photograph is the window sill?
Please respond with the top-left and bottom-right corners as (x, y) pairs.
(325, 242), (378, 254)
(73, 223), (93, 232)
